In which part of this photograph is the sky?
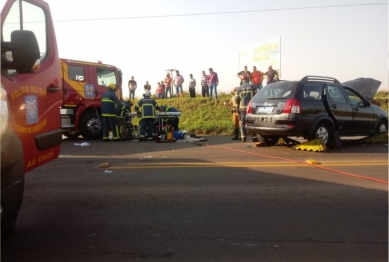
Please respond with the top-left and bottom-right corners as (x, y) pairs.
(2, 0), (388, 99)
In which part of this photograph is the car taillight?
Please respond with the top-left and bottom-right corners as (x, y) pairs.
(247, 100), (253, 114)
(282, 98), (300, 114)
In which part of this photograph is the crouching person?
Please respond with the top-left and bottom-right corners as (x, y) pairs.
(135, 90), (160, 141)
(116, 101), (131, 140)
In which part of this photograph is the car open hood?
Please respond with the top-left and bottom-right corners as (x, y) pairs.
(342, 78), (381, 101)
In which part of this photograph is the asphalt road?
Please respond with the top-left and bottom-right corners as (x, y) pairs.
(2, 136), (388, 262)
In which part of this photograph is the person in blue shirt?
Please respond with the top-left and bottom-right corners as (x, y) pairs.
(101, 83), (124, 141)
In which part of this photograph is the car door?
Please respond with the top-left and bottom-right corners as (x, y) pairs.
(324, 84), (353, 132)
(344, 87), (376, 132)
(2, 0), (62, 172)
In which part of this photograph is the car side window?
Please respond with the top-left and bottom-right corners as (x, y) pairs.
(327, 85), (347, 104)
(302, 84), (321, 100)
(345, 88), (364, 106)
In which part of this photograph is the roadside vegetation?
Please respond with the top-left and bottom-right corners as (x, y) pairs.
(127, 91), (388, 135)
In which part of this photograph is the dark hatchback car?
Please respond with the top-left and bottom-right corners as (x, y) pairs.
(245, 76), (388, 146)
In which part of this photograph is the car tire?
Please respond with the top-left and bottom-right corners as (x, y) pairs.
(375, 120), (388, 134)
(262, 136), (280, 146)
(309, 122), (332, 145)
(79, 111), (102, 140)
(1, 160), (25, 239)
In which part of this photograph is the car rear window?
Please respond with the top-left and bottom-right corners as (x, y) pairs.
(254, 81), (298, 101)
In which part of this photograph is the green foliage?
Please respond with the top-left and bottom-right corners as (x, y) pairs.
(372, 91), (388, 112)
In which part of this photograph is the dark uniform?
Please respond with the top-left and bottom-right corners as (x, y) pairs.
(101, 84), (123, 141)
(115, 101), (131, 140)
(158, 106), (180, 132)
(135, 93), (160, 140)
(237, 81), (257, 142)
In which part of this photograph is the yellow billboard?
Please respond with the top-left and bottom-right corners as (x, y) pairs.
(239, 37), (281, 76)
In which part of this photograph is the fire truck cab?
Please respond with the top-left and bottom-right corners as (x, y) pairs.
(1, 0), (62, 236)
(60, 59), (123, 139)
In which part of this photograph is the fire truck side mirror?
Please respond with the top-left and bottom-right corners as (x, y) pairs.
(1, 30), (40, 74)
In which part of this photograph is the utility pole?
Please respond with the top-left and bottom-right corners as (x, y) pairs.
(166, 68), (176, 97)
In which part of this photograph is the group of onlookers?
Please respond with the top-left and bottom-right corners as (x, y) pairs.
(127, 65), (278, 101)
(127, 68), (220, 100)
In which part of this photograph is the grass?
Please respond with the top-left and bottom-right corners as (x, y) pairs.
(126, 91), (388, 135)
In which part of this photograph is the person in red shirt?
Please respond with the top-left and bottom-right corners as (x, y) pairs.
(155, 82), (164, 99)
(208, 68), (219, 99)
(251, 66), (263, 91)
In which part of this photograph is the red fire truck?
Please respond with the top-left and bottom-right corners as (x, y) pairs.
(59, 59), (123, 139)
(1, 0), (62, 236)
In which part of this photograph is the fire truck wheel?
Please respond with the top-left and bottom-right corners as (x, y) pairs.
(79, 111), (103, 140)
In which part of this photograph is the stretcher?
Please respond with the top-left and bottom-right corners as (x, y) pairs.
(125, 112), (181, 141)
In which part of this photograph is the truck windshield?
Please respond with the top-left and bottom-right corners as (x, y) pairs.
(97, 68), (116, 87)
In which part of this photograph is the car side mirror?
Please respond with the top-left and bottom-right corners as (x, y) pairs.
(1, 30), (41, 74)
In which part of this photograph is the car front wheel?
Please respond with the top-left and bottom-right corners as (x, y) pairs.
(375, 120), (388, 134)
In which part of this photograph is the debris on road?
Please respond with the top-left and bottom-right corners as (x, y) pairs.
(104, 170), (113, 173)
(74, 142), (90, 146)
(99, 162), (110, 168)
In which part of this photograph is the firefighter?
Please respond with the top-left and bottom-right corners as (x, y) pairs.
(101, 83), (123, 141)
(237, 75), (258, 142)
(135, 90), (160, 141)
(157, 105), (180, 132)
(115, 101), (131, 140)
(223, 87), (241, 140)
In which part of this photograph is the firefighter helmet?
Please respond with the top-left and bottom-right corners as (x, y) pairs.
(144, 90), (151, 97)
(108, 83), (116, 90)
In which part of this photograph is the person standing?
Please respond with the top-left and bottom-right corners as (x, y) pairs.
(223, 87), (241, 140)
(263, 65), (279, 85)
(201, 70), (209, 97)
(135, 90), (160, 141)
(208, 68), (219, 99)
(160, 80), (166, 98)
(164, 72), (172, 99)
(101, 83), (123, 142)
(251, 66), (263, 91)
(188, 74), (196, 98)
(155, 82), (164, 99)
(237, 66), (251, 85)
(144, 81), (151, 91)
(174, 70), (184, 98)
(128, 76), (137, 99)
(237, 75), (258, 142)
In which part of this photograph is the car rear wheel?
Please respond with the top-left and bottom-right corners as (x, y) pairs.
(79, 112), (102, 140)
(375, 120), (388, 134)
(262, 136), (280, 146)
(309, 123), (332, 145)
